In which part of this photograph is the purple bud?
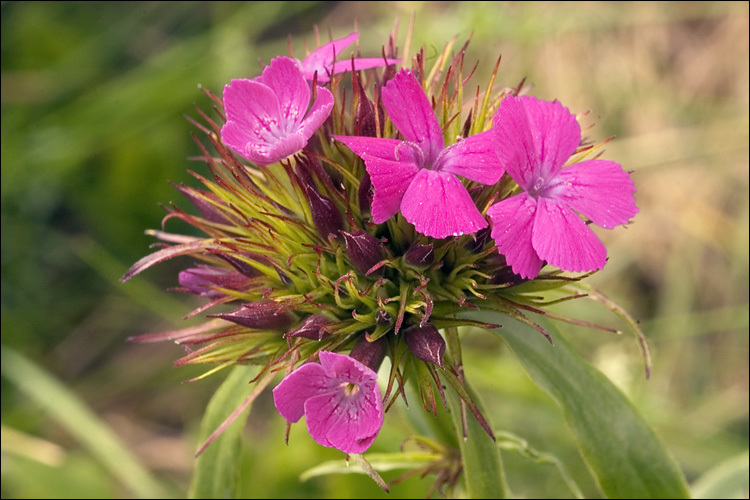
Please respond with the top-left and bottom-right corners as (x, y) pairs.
(209, 301), (293, 330)
(349, 335), (387, 373)
(178, 266), (249, 298)
(285, 314), (332, 341)
(303, 183), (343, 240)
(490, 266), (528, 286)
(353, 72), (377, 138)
(375, 310), (392, 327)
(466, 227), (491, 253)
(341, 231), (384, 276)
(216, 253), (262, 278)
(404, 323), (446, 368)
(403, 243), (434, 268)
(358, 171), (373, 215)
(174, 183), (231, 224)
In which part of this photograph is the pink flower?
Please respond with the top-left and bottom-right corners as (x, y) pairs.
(334, 70), (504, 238)
(487, 95), (639, 279)
(220, 57), (334, 166)
(299, 32), (399, 83)
(272, 351), (383, 454)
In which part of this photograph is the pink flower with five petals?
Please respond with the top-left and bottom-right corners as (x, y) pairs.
(487, 95), (639, 279)
(221, 57), (334, 166)
(334, 70), (505, 238)
(272, 351), (383, 454)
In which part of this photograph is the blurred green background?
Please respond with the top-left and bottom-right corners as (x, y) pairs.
(1, 1), (748, 498)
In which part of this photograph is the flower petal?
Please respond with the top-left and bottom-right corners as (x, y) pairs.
(272, 362), (337, 423)
(438, 130), (505, 184)
(220, 79), (281, 157)
(532, 197), (607, 273)
(244, 132), (307, 165)
(493, 95), (580, 190)
(318, 350), (377, 385)
(400, 169), (488, 238)
(259, 57), (311, 127)
(300, 32), (359, 82)
(299, 85), (334, 139)
(487, 193), (544, 279)
(554, 159), (639, 229)
(335, 135), (418, 224)
(303, 380), (383, 453)
(329, 57), (401, 77)
(382, 70), (445, 165)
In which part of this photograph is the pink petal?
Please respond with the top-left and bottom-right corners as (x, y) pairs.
(258, 57), (311, 127)
(335, 136), (418, 224)
(382, 70), (445, 165)
(272, 362), (337, 423)
(220, 79), (281, 153)
(400, 169), (488, 238)
(487, 193), (544, 279)
(493, 96), (580, 190)
(303, 381), (383, 453)
(554, 159), (639, 229)
(328, 57), (401, 77)
(532, 197), (607, 273)
(242, 132), (307, 165)
(299, 85), (334, 139)
(300, 32), (359, 81)
(437, 130), (505, 184)
(318, 350), (377, 384)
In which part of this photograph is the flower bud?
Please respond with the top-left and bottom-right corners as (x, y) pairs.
(403, 243), (434, 268)
(353, 71), (377, 138)
(174, 183), (232, 224)
(466, 227), (492, 253)
(303, 183), (343, 240)
(348, 335), (387, 373)
(285, 314), (332, 340)
(404, 323), (445, 368)
(209, 301), (293, 330)
(358, 171), (373, 215)
(375, 310), (393, 327)
(341, 230), (384, 276)
(178, 266), (249, 298)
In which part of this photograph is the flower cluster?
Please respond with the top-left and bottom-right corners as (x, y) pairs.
(123, 27), (638, 469)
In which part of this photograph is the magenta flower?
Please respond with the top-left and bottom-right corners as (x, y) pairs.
(298, 31), (399, 83)
(487, 95), (639, 279)
(220, 56), (334, 166)
(272, 351), (383, 454)
(334, 70), (504, 238)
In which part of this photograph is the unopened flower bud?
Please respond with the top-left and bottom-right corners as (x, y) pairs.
(404, 323), (446, 368)
(358, 171), (373, 215)
(466, 227), (492, 253)
(303, 183), (343, 240)
(285, 314), (332, 340)
(209, 301), (293, 330)
(375, 310), (393, 327)
(353, 72), (377, 138)
(490, 266), (528, 286)
(178, 266), (249, 297)
(341, 230), (384, 276)
(403, 243), (434, 268)
(174, 183), (232, 225)
(348, 335), (387, 373)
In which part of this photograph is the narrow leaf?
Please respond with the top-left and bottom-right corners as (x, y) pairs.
(0, 346), (167, 499)
(444, 377), (507, 498)
(188, 364), (259, 499)
(476, 313), (690, 498)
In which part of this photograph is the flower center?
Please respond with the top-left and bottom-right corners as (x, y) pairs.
(528, 175), (565, 199)
(343, 382), (360, 397)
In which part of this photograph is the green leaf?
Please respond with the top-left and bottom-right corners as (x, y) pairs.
(299, 452), (439, 481)
(444, 376), (508, 498)
(0, 346), (168, 499)
(691, 450), (749, 499)
(188, 364), (259, 499)
(476, 314), (690, 498)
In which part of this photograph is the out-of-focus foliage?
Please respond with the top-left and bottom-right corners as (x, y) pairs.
(1, 2), (747, 498)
